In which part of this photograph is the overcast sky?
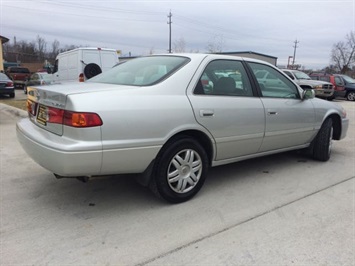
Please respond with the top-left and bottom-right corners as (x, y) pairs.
(0, 0), (354, 69)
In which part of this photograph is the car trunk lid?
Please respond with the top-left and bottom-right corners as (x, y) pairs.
(26, 82), (130, 135)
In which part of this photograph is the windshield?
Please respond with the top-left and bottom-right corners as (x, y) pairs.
(341, 75), (355, 84)
(0, 73), (10, 80)
(88, 55), (190, 86)
(39, 73), (53, 82)
(293, 71), (311, 80)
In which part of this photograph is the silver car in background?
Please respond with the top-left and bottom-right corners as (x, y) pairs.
(16, 54), (349, 203)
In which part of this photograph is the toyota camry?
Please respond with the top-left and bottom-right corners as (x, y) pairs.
(16, 54), (349, 203)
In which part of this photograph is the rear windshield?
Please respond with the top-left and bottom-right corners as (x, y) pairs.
(88, 56), (190, 86)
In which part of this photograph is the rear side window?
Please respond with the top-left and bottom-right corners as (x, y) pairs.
(194, 60), (253, 96)
(248, 63), (300, 99)
(88, 56), (190, 86)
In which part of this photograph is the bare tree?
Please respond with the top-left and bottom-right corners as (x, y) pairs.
(173, 37), (186, 53)
(331, 31), (355, 74)
(49, 39), (60, 61)
(206, 34), (225, 53)
(36, 35), (47, 62)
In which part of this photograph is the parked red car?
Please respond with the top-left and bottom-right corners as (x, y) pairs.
(309, 73), (346, 99)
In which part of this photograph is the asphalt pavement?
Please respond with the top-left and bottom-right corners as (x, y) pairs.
(0, 100), (354, 265)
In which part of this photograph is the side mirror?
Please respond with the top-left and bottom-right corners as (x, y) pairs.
(302, 89), (315, 100)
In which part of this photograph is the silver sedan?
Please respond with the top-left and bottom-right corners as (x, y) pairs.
(16, 54), (349, 203)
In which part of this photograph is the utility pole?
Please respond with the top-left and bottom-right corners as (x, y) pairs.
(292, 39), (299, 68)
(167, 11), (172, 53)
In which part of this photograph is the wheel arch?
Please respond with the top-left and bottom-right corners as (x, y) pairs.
(300, 85), (313, 90)
(327, 113), (342, 140)
(162, 129), (214, 166)
(137, 129), (214, 187)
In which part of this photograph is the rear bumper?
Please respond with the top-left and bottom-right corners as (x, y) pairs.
(0, 88), (15, 95)
(16, 118), (103, 176)
(16, 118), (160, 177)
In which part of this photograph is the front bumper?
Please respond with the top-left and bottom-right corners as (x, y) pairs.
(315, 89), (334, 98)
(340, 117), (349, 140)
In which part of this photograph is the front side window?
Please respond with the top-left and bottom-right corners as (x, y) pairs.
(248, 63), (300, 99)
(320, 76), (330, 82)
(334, 76), (343, 86)
(88, 56), (190, 86)
(194, 60), (253, 96)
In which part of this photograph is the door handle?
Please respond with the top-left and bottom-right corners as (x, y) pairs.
(267, 111), (278, 115)
(200, 110), (214, 117)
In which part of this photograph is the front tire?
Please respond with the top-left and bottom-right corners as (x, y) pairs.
(346, 91), (355, 101)
(312, 118), (333, 161)
(151, 137), (208, 203)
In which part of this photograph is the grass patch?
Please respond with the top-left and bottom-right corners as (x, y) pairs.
(0, 99), (27, 111)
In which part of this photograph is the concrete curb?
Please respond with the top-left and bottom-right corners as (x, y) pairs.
(0, 103), (28, 119)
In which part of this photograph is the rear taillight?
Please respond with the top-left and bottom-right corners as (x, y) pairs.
(63, 111), (103, 127)
(6, 81), (13, 87)
(30, 104), (102, 128)
(79, 73), (84, 82)
(27, 100), (37, 116)
(47, 107), (65, 124)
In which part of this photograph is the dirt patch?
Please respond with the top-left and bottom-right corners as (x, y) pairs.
(0, 99), (27, 111)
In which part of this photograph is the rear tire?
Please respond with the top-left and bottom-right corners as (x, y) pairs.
(312, 118), (333, 161)
(346, 91), (355, 101)
(9, 93), (15, 98)
(150, 137), (208, 203)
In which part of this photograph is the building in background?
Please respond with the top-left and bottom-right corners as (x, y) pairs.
(0, 35), (9, 72)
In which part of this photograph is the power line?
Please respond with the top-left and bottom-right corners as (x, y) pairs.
(292, 39), (300, 66)
(167, 11), (172, 53)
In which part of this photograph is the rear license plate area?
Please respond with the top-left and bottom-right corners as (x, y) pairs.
(37, 104), (48, 126)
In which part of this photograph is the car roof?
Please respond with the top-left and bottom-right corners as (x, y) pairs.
(150, 53), (276, 66)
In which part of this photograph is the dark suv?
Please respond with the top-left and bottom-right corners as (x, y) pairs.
(310, 73), (355, 101)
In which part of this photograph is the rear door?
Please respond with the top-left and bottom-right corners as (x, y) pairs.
(188, 59), (265, 161)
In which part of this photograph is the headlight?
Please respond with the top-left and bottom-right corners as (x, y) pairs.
(313, 85), (322, 90)
(341, 107), (347, 118)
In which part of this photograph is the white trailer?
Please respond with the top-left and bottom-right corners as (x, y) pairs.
(53, 47), (119, 82)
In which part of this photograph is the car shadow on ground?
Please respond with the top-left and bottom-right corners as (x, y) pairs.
(25, 149), (313, 214)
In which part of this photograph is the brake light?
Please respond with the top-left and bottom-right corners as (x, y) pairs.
(47, 107), (65, 124)
(27, 100), (37, 116)
(6, 81), (13, 87)
(79, 73), (84, 82)
(63, 111), (103, 127)
(35, 105), (102, 128)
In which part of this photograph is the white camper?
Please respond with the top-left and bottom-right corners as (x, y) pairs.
(53, 47), (119, 82)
